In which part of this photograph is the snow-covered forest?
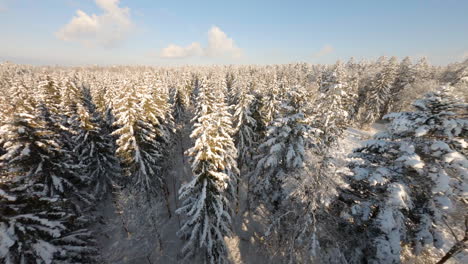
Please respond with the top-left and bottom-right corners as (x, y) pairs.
(0, 57), (467, 264)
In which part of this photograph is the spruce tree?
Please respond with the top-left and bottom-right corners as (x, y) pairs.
(0, 180), (93, 264)
(73, 86), (121, 201)
(341, 86), (467, 263)
(259, 80), (281, 130)
(359, 56), (399, 125)
(0, 104), (96, 263)
(251, 87), (310, 210)
(313, 61), (356, 147)
(112, 84), (163, 194)
(389, 56), (414, 113)
(176, 79), (238, 264)
(1, 102), (87, 203)
(233, 86), (257, 169)
(172, 86), (189, 122)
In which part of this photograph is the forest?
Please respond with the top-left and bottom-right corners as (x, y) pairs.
(0, 57), (467, 264)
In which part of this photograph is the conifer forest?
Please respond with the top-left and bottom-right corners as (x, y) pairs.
(0, 57), (467, 264)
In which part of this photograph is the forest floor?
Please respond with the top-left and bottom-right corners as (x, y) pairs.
(91, 123), (383, 264)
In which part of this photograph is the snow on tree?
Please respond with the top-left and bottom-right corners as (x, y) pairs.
(225, 70), (238, 107)
(259, 77), (282, 131)
(312, 61), (356, 147)
(60, 77), (82, 118)
(3, 80), (35, 124)
(0, 80), (36, 157)
(319, 61), (347, 93)
(341, 86), (467, 263)
(359, 56), (399, 125)
(0, 96), (96, 264)
(251, 86), (311, 210)
(73, 86), (121, 201)
(92, 86), (116, 129)
(233, 82), (257, 170)
(191, 76), (219, 121)
(38, 76), (62, 116)
(112, 83), (166, 194)
(0, 184), (65, 264)
(264, 151), (350, 264)
(0, 174), (96, 264)
(389, 56), (414, 113)
(139, 78), (173, 148)
(0, 102), (88, 204)
(257, 63), (355, 261)
(172, 84), (190, 122)
(413, 57), (433, 81)
(176, 78), (238, 264)
(38, 76), (85, 191)
(1, 60), (465, 264)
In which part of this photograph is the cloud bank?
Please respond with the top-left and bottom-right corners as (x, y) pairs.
(160, 42), (203, 59)
(159, 26), (243, 59)
(56, 0), (133, 47)
(312, 45), (334, 58)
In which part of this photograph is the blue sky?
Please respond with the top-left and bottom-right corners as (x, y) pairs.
(0, 0), (467, 65)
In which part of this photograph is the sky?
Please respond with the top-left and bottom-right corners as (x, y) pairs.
(0, 0), (467, 66)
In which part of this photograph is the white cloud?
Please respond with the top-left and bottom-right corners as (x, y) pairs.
(205, 26), (242, 59)
(158, 26), (243, 59)
(56, 0), (133, 47)
(313, 45), (334, 58)
(160, 42), (203, 59)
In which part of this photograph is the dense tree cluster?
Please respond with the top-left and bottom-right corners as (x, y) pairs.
(0, 58), (466, 263)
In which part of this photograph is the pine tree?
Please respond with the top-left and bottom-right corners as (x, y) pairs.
(341, 86), (467, 263)
(176, 79), (238, 264)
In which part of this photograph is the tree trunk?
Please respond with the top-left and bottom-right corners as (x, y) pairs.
(436, 217), (468, 264)
(436, 237), (467, 264)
